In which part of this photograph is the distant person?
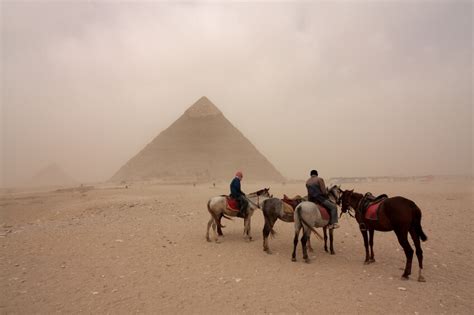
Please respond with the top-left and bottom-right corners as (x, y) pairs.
(306, 169), (339, 229)
(230, 171), (248, 218)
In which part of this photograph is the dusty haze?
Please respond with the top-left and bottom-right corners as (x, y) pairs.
(1, 1), (472, 186)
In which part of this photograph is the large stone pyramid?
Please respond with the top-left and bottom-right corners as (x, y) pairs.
(111, 97), (285, 183)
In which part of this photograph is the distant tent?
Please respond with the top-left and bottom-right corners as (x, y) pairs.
(30, 163), (77, 187)
(111, 96), (285, 182)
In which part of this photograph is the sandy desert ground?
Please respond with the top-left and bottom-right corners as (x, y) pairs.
(1, 179), (473, 314)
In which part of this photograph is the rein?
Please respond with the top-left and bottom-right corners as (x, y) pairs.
(245, 194), (261, 208)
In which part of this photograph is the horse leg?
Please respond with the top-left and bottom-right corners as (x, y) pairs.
(307, 236), (314, 253)
(329, 228), (335, 255)
(395, 228), (414, 280)
(301, 228), (311, 263)
(211, 221), (219, 243)
(368, 229), (375, 263)
(361, 229), (370, 264)
(247, 217), (252, 241)
(291, 228), (300, 262)
(263, 217), (276, 254)
(323, 227), (328, 253)
(206, 217), (213, 242)
(243, 217), (252, 241)
(409, 228), (425, 282)
(217, 214), (224, 236)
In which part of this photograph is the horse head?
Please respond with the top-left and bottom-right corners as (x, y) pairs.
(328, 184), (343, 205)
(340, 189), (354, 213)
(254, 187), (271, 198)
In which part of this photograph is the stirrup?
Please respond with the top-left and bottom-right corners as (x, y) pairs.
(359, 223), (367, 231)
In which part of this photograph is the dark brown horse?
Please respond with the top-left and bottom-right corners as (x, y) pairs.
(340, 189), (428, 281)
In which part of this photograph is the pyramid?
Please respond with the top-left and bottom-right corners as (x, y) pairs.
(111, 97), (285, 183)
(30, 163), (77, 187)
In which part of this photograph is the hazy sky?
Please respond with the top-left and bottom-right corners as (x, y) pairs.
(1, 1), (472, 185)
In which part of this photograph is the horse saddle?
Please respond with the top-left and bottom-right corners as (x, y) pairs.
(362, 193), (388, 221)
(282, 194), (304, 214)
(225, 196), (240, 212)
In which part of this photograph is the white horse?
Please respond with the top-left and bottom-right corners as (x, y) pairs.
(263, 185), (342, 255)
(206, 188), (272, 242)
(291, 185), (343, 263)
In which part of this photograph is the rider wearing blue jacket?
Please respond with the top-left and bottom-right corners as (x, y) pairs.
(230, 171), (248, 218)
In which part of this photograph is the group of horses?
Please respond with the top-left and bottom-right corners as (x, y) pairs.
(206, 185), (428, 282)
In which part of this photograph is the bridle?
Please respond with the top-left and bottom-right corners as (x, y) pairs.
(341, 190), (356, 218)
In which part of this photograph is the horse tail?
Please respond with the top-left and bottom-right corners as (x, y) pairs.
(296, 204), (323, 241)
(412, 203), (428, 242)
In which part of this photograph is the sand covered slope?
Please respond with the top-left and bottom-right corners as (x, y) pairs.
(111, 97), (285, 183)
(1, 179), (472, 313)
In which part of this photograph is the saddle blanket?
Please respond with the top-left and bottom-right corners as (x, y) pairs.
(226, 197), (239, 212)
(365, 201), (384, 220)
(318, 206), (330, 221)
(282, 202), (295, 214)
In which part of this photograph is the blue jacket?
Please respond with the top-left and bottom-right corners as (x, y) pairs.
(230, 177), (245, 198)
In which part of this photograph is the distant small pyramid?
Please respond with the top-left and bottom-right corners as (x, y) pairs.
(111, 96), (285, 182)
(30, 163), (77, 187)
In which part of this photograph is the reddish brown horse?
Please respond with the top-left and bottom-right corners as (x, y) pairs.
(340, 189), (428, 282)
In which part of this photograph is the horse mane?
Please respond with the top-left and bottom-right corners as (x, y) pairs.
(250, 188), (269, 196)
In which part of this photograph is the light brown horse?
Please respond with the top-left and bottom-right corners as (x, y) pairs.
(206, 188), (272, 242)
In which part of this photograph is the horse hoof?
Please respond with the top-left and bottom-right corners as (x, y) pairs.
(364, 261), (371, 265)
(401, 275), (409, 281)
(304, 258), (310, 264)
(330, 251), (335, 255)
(418, 275), (426, 282)
(206, 238), (211, 242)
(369, 259), (376, 263)
(291, 257), (297, 262)
(266, 250), (272, 255)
